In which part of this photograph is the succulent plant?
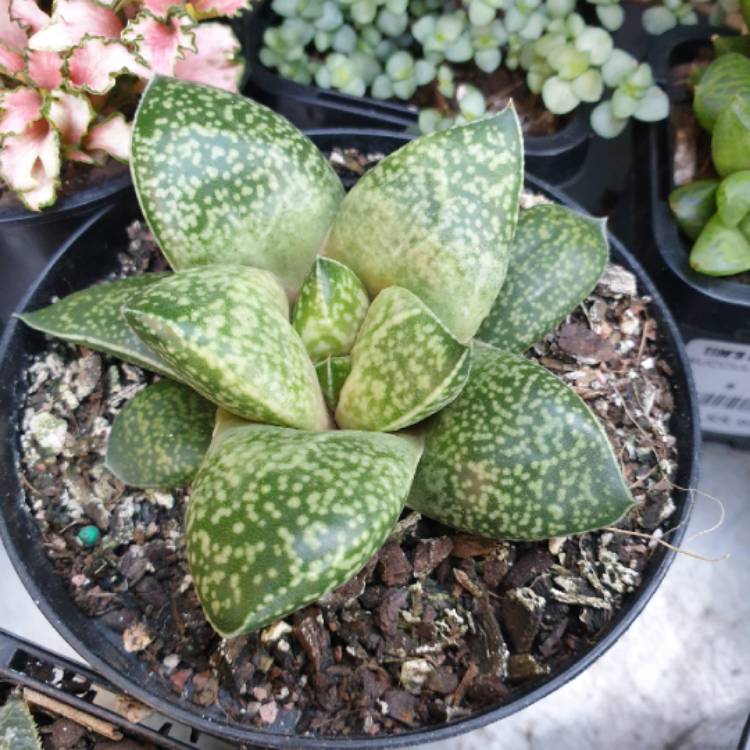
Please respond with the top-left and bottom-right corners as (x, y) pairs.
(669, 42), (750, 276)
(0, 0), (249, 210)
(22, 77), (634, 636)
(0, 696), (42, 750)
(641, 0), (699, 36)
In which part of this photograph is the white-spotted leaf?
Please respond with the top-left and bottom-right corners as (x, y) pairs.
(106, 380), (215, 488)
(325, 107), (523, 342)
(292, 257), (369, 361)
(315, 356), (351, 412)
(477, 204), (609, 353)
(408, 344), (634, 540)
(123, 266), (330, 431)
(131, 77), (345, 292)
(186, 424), (423, 635)
(336, 287), (471, 432)
(18, 274), (178, 379)
(0, 697), (42, 750)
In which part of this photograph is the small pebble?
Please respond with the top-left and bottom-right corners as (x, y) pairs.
(77, 524), (101, 547)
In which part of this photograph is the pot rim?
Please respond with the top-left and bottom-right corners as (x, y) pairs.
(0, 128), (701, 749)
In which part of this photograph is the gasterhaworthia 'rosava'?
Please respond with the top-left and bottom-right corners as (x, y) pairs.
(186, 425), (423, 635)
(712, 95), (750, 178)
(131, 77), (345, 292)
(693, 53), (750, 132)
(106, 380), (215, 488)
(324, 108), (523, 342)
(690, 213), (750, 275)
(123, 266), (330, 430)
(292, 257), (370, 361)
(18, 275), (179, 379)
(477, 204), (609, 354)
(669, 180), (719, 240)
(408, 344), (634, 540)
(336, 287), (471, 432)
(717, 171), (750, 226)
(315, 356), (351, 412)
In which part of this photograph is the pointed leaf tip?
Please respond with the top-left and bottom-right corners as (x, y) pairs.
(131, 77), (345, 291)
(408, 344), (634, 540)
(325, 108), (524, 342)
(186, 425), (423, 635)
(477, 203), (610, 354)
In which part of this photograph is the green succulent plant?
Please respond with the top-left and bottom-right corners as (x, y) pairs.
(0, 697), (42, 750)
(21, 77), (634, 637)
(669, 44), (750, 276)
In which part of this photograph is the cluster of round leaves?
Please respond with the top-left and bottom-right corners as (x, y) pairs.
(642, 0), (741, 36)
(260, 0), (668, 138)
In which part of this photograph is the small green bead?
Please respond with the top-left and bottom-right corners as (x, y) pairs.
(78, 525), (101, 547)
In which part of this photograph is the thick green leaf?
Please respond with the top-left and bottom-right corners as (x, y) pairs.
(186, 425), (423, 635)
(106, 380), (215, 488)
(476, 204), (609, 354)
(315, 356), (351, 412)
(336, 287), (471, 432)
(18, 275), (178, 379)
(325, 108), (523, 342)
(712, 95), (750, 177)
(0, 697), (41, 750)
(408, 344), (634, 540)
(690, 213), (750, 275)
(741, 0), (750, 32)
(131, 77), (345, 292)
(669, 180), (719, 240)
(292, 257), (369, 361)
(717, 170), (750, 226)
(694, 54), (750, 132)
(123, 266), (330, 431)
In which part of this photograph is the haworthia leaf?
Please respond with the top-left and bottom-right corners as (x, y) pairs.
(690, 213), (750, 276)
(712, 95), (750, 178)
(669, 180), (719, 240)
(186, 425), (423, 635)
(106, 380), (215, 488)
(123, 266), (330, 431)
(408, 344), (634, 540)
(131, 77), (345, 292)
(292, 257), (370, 361)
(336, 287), (471, 432)
(476, 204), (609, 354)
(325, 108), (523, 342)
(18, 275), (179, 379)
(693, 53), (750, 132)
(717, 171), (750, 227)
(315, 356), (351, 412)
(0, 697), (42, 750)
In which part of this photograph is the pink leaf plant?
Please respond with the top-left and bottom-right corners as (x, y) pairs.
(0, 0), (248, 210)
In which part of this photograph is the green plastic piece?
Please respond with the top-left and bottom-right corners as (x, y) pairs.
(315, 356), (351, 412)
(717, 171), (750, 227)
(292, 257), (369, 361)
(0, 697), (42, 750)
(669, 180), (720, 240)
(477, 204), (609, 354)
(712, 96), (750, 178)
(131, 77), (345, 293)
(408, 343), (635, 540)
(693, 53), (750, 132)
(18, 275), (177, 379)
(78, 525), (101, 547)
(106, 380), (215, 487)
(690, 213), (750, 276)
(186, 424), (423, 635)
(336, 286), (471, 432)
(123, 266), (329, 431)
(325, 107), (523, 342)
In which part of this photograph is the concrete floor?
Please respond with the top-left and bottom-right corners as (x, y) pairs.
(1, 441), (748, 749)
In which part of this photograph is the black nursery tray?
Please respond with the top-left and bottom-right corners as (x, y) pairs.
(644, 25), (750, 446)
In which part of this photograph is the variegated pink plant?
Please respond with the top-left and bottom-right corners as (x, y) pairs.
(0, 0), (249, 211)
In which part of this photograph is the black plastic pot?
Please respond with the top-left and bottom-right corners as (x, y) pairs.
(0, 130), (700, 749)
(241, 1), (592, 185)
(0, 172), (133, 330)
(642, 25), (750, 447)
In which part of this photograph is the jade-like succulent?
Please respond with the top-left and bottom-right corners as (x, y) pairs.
(21, 77), (634, 637)
(669, 48), (750, 276)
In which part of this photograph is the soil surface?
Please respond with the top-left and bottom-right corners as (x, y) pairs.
(17, 164), (680, 739)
